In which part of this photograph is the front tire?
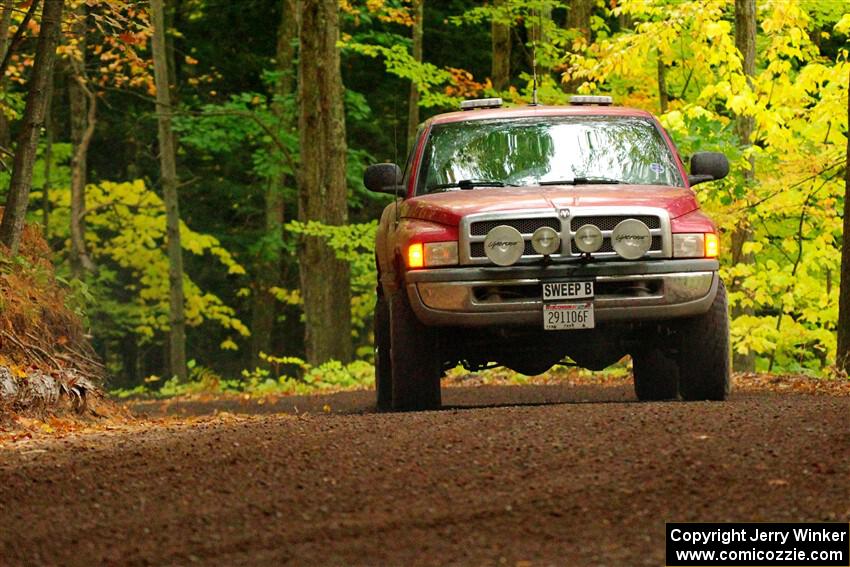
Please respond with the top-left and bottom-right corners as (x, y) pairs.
(374, 294), (392, 411)
(632, 349), (679, 401)
(389, 291), (441, 411)
(675, 280), (731, 401)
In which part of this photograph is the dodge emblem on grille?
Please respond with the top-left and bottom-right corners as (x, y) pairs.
(559, 208), (571, 219)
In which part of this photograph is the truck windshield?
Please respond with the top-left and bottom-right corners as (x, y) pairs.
(418, 116), (683, 193)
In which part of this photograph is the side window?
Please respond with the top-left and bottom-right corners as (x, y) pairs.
(401, 127), (422, 190)
(661, 126), (687, 174)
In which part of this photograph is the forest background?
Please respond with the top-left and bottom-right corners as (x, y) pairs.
(0, 0), (848, 395)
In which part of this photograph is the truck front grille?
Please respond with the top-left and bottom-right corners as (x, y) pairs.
(570, 215), (661, 231)
(470, 240), (554, 258)
(470, 218), (560, 236)
(460, 209), (671, 265)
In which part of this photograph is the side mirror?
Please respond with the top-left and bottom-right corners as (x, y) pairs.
(689, 152), (729, 186)
(364, 163), (403, 194)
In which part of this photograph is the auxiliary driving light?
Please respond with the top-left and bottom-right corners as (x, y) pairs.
(531, 226), (560, 256)
(611, 219), (652, 260)
(573, 224), (604, 254)
(484, 225), (525, 266)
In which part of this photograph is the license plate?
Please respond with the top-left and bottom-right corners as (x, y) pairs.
(542, 281), (594, 301)
(543, 302), (595, 330)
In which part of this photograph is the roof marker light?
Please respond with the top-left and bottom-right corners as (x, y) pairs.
(460, 98), (503, 111)
(570, 95), (613, 106)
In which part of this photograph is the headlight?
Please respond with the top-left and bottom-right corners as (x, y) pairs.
(673, 233), (704, 258)
(673, 233), (718, 258)
(424, 242), (458, 266)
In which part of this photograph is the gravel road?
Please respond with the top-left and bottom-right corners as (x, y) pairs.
(1, 383), (848, 566)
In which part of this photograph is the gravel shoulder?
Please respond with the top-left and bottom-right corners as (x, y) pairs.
(1, 382), (849, 566)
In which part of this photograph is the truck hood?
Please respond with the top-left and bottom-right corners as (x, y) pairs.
(400, 185), (699, 226)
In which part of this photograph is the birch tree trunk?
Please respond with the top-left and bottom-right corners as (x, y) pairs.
(0, 0), (63, 253)
(836, 66), (850, 372)
(151, 0), (187, 381)
(491, 0), (510, 92)
(731, 0), (756, 372)
(407, 0), (423, 150)
(298, 0), (352, 364)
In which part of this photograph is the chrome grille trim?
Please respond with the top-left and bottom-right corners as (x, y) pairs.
(458, 207), (672, 266)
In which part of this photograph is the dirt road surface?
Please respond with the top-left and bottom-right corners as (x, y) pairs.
(1, 383), (849, 566)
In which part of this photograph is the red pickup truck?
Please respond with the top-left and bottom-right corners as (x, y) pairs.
(364, 97), (730, 411)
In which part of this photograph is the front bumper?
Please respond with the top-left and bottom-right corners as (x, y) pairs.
(405, 259), (719, 327)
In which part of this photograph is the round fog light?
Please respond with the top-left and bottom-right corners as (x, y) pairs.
(531, 226), (560, 255)
(484, 225), (525, 266)
(574, 224), (603, 253)
(611, 219), (651, 259)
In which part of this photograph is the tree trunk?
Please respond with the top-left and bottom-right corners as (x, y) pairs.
(166, 0), (182, 102)
(0, 0), (12, 61)
(566, 0), (593, 42)
(68, 3), (96, 275)
(0, 0), (39, 80)
(657, 56), (668, 114)
(151, 0), (187, 381)
(491, 0), (510, 92)
(298, 0), (352, 364)
(42, 73), (54, 236)
(731, 0), (756, 372)
(563, 0), (593, 93)
(0, 0), (14, 148)
(407, 0), (423, 150)
(0, 0), (63, 254)
(250, 0), (297, 365)
(836, 66), (850, 373)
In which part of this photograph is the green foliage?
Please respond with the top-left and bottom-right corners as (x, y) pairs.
(43, 178), (249, 346)
(111, 354), (376, 399)
(285, 220), (378, 337)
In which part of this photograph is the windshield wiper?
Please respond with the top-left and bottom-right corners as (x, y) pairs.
(428, 179), (518, 192)
(538, 177), (623, 186)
